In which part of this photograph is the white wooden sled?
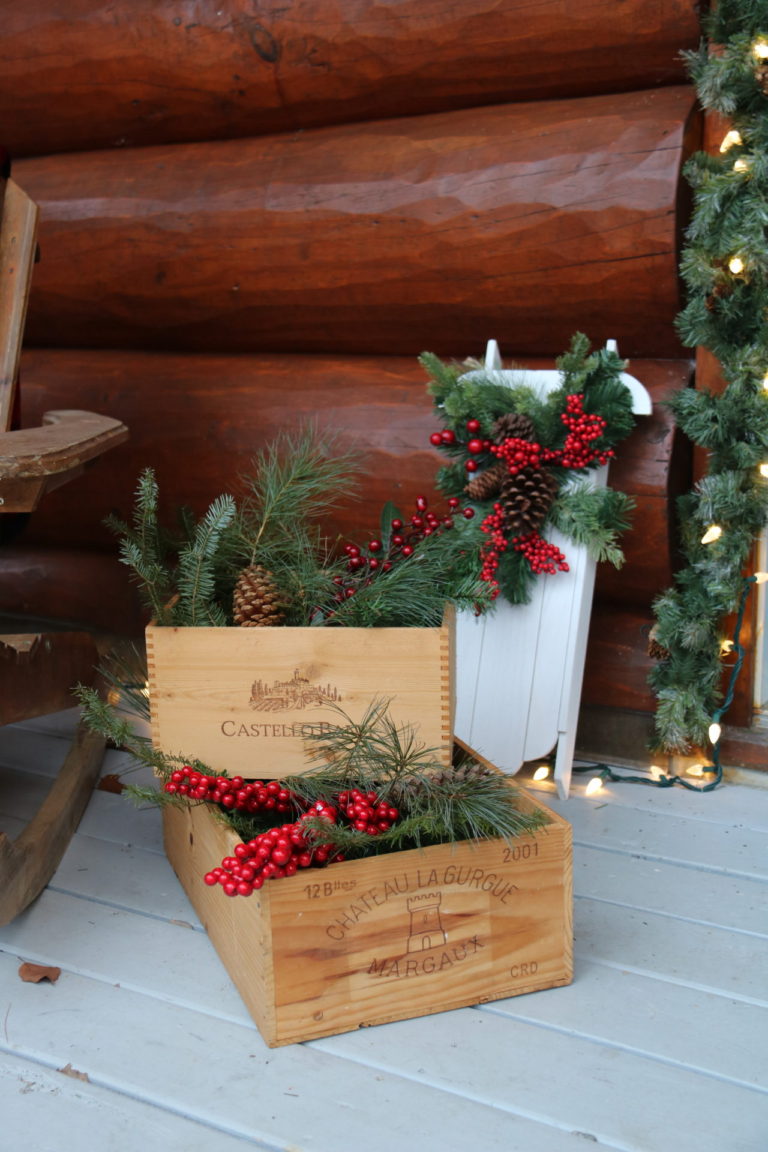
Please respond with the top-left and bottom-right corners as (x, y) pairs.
(454, 339), (651, 798)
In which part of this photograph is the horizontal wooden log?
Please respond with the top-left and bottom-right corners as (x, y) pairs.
(17, 87), (698, 359)
(17, 348), (691, 608)
(581, 602), (658, 713)
(0, 1), (700, 158)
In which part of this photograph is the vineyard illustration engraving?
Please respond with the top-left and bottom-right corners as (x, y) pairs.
(249, 669), (342, 712)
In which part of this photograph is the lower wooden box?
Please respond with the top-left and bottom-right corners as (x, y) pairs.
(163, 786), (573, 1047)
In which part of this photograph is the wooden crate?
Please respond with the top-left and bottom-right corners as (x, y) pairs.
(163, 785), (572, 1047)
(146, 608), (454, 777)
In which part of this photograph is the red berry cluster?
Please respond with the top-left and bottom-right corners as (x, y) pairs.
(478, 504), (508, 598)
(164, 768), (295, 815)
(430, 418), (492, 474)
(333, 494), (475, 603)
(204, 800), (341, 897)
(204, 792), (402, 897)
(337, 789), (399, 834)
(490, 437), (544, 473)
(559, 394), (614, 469)
(512, 530), (569, 575)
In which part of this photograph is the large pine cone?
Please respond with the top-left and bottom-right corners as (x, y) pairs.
(492, 412), (535, 445)
(499, 468), (558, 535)
(465, 460), (507, 501)
(391, 760), (492, 804)
(232, 564), (287, 627)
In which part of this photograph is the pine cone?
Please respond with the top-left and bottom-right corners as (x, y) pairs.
(499, 468), (558, 535)
(232, 565), (287, 627)
(391, 761), (493, 804)
(647, 624), (670, 661)
(756, 63), (768, 95)
(492, 412), (535, 445)
(465, 460), (507, 501)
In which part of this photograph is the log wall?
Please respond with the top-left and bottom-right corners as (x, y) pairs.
(1, 1), (700, 157)
(0, 0), (708, 748)
(17, 88), (695, 360)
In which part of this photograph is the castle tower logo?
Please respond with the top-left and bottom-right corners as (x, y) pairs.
(249, 669), (342, 712)
(406, 892), (447, 952)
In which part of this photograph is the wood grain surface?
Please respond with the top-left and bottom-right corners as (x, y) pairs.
(16, 87), (698, 359)
(0, 0), (700, 157)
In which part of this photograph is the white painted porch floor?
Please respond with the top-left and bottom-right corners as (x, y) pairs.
(1, 708), (767, 1152)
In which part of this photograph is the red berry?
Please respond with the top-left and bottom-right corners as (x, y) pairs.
(466, 418), (481, 433)
(465, 459), (478, 472)
(467, 438), (484, 454)
(430, 432), (443, 446)
(441, 429), (456, 444)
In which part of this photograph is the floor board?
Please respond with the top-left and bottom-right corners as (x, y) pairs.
(1, 711), (767, 1152)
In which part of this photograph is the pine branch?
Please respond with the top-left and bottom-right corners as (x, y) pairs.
(549, 481), (634, 567)
(108, 468), (175, 622)
(234, 426), (359, 566)
(175, 494), (237, 626)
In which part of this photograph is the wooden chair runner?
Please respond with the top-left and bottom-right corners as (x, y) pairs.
(0, 168), (128, 924)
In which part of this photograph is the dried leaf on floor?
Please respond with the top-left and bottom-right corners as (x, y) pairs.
(97, 773), (126, 794)
(58, 1063), (90, 1082)
(18, 962), (61, 984)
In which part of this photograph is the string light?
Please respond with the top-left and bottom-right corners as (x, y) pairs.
(760, 464), (768, 478)
(728, 255), (745, 275)
(733, 158), (750, 174)
(532, 766), (550, 781)
(708, 721), (722, 744)
(719, 129), (743, 152)
(701, 524), (723, 544)
(720, 638), (735, 655)
(686, 763), (706, 778)
(585, 777), (604, 796)
(754, 571), (768, 584)
(753, 38), (768, 60)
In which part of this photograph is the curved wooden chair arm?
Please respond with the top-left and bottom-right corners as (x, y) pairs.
(0, 409), (128, 513)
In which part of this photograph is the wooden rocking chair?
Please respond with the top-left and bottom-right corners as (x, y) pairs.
(0, 164), (128, 924)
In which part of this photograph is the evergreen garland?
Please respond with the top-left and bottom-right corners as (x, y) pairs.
(421, 333), (637, 605)
(649, 2), (768, 753)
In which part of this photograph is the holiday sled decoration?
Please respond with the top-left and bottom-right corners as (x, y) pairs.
(451, 339), (651, 798)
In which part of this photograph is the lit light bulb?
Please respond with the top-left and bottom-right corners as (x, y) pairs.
(533, 766), (550, 781)
(650, 764), (665, 782)
(720, 639), (735, 655)
(719, 129), (743, 152)
(754, 571), (768, 584)
(760, 464), (768, 478)
(753, 38), (768, 59)
(708, 722), (722, 744)
(686, 763), (705, 778)
(107, 688), (121, 707)
(728, 255), (745, 275)
(701, 524), (722, 545)
(585, 777), (604, 796)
